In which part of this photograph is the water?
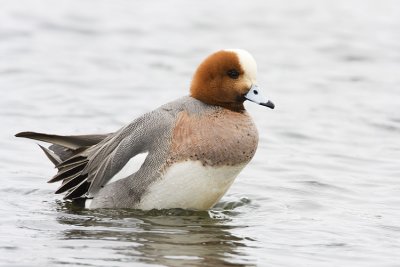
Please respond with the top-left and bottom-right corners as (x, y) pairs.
(1, 0), (400, 266)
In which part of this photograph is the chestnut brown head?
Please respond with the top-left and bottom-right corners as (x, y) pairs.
(190, 49), (274, 111)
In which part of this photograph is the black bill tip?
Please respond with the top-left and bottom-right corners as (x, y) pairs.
(260, 100), (275, 109)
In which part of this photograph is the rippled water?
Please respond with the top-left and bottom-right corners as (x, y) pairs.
(1, 0), (400, 266)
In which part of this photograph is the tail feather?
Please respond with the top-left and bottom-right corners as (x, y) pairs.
(48, 163), (86, 183)
(16, 131), (110, 200)
(56, 155), (88, 169)
(55, 174), (88, 194)
(48, 145), (77, 163)
(38, 145), (62, 166)
(15, 131), (109, 149)
(57, 159), (89, 173)
(64, 180), (90, 199)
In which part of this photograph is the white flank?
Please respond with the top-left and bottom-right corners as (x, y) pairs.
(138, 161), (246, 210)
(107, 152), (149, 185)
(84, 199), (92, 209)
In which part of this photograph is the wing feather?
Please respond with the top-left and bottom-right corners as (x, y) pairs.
(16, 103), (178, 201)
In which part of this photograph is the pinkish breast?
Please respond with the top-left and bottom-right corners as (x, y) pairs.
(166, 108), (259, 167)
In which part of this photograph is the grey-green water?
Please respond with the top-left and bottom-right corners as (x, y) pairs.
(1, 0), (400, 266)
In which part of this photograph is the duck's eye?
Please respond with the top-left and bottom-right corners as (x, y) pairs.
(227, 69), (240, 79)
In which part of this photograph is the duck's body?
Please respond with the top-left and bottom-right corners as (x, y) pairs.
(16, 49), (274, 210)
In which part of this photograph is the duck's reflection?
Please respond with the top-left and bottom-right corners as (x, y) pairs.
(56, 203), (255, 266)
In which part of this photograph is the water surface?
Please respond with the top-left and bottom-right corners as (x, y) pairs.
(1, 0), (400, 266)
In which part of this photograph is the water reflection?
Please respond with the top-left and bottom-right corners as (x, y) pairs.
(55, 202), (255, 266)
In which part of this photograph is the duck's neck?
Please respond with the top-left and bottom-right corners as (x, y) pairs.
(217, 102), (245, 112)
(191, 95), (245, 113)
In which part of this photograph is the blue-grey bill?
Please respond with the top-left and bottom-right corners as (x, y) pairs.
(245, 85), (275, 109)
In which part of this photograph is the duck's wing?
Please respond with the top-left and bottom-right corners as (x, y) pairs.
(16, 107), (177, 200)
(85, 107), (179, 197)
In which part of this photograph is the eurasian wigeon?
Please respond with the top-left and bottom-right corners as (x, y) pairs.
(16, 49), (274, 210)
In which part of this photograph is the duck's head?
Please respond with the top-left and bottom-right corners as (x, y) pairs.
(190, 49), (274, 111)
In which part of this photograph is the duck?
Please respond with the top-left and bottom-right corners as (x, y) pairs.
(15, 49), (274, 210)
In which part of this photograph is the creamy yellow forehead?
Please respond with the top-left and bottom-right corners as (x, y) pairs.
(223, 49), (257, 82)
